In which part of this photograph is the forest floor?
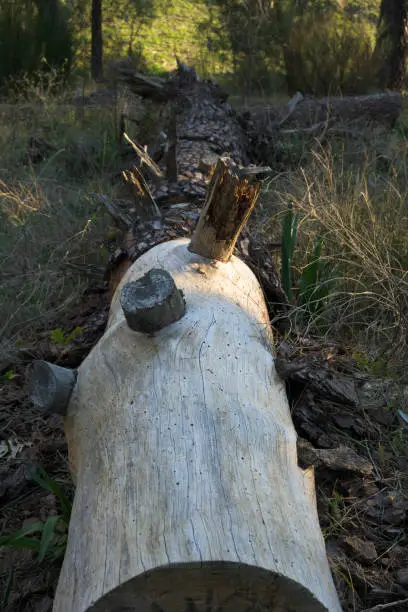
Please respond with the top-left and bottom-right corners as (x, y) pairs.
(0, 84), (408, 611)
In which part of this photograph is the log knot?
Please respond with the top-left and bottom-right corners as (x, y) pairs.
(120, 268), (186, 333)
(27, 360), (76, 415)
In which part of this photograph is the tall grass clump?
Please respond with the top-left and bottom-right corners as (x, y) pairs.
(0, 177), (108, 361)
(266, 141), (408, 362)
(0, 94), (126, 364)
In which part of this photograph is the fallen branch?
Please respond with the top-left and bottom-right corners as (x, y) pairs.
(280, 119), (335, 135)
(114, 69), (176, 102)
(90, 193), (133, 231)
(123, 132), (163, 179)
(361, 598), (408, 612)
(276, 91), (304, 127)
(122, 168), (161, 219)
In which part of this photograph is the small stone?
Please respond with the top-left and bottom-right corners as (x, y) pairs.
(343, 536), (377, 564)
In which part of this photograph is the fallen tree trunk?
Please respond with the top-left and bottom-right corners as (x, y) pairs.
(247, 92), (403, 130)
(29, 161), (340, 612)
(52, 238), (340, 612)
(115, 60), (248, 172)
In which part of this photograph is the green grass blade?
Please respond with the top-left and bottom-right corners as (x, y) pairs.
(0, 522), (44, 547)
(281, 205), (299, 303)
(0, 537), (41, 551)
(299, 235), (323, 307)
(39, 515), (61, 562)
(30, 467), (71, 522)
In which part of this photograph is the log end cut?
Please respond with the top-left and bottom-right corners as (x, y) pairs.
(86, 562), (331, 612)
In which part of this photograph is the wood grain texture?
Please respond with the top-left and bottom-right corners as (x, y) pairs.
(56, 238), (341, 612)
(188, 158), (260, 262)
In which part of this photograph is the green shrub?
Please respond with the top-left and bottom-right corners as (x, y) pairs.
(0, 0), (72, 88)
(285, 10), (375, 95)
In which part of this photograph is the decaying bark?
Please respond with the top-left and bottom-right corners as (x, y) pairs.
(189, 157), (260, 261)
(114, 61), (248, 172)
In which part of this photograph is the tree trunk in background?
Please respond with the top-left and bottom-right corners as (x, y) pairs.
(374, 0), (408, 91)
(91, 0), (103, 80)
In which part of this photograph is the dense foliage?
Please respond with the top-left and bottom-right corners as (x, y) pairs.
(2, 1), (408, 96)
(0, 0), (72, 87)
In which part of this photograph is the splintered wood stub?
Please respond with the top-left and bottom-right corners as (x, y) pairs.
(188, 157), (260, 262)
(120, 268), (186, 333)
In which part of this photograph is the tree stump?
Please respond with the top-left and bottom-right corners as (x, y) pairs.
(188, 157), (260, 262)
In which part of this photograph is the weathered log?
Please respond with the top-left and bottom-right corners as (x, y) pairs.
(188, 157), (260, 261)
(54, 237), (341, 612)
(114, 61), (248, 172)
(249, 92), (403, 130)
(28, 360), (76, 415)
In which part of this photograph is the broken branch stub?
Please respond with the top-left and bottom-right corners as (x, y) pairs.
(188, 157), (260, 262)
(28, 360), (76, 415)
(120, 268), (185, 333)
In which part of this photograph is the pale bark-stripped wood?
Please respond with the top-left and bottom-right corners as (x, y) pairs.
(55, 238), (341, 612)
(189, 157), (260, 262)
(123, 132), (164, 179)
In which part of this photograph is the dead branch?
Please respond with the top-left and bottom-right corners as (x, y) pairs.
(123, 132), (163, 179)
(122, 168), (161, 219)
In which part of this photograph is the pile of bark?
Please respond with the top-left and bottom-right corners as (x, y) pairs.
(275, 341), (408, 611)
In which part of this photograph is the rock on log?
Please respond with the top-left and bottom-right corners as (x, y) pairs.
(55, 238), (341, 612)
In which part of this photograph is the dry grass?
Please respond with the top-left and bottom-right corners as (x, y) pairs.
(0, 92), (126, 366)
(0, 177), (110, 364)
(262, 130), (408, 367)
